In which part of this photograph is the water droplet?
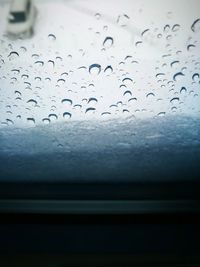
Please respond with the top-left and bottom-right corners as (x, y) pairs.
(62, 99), (73, 105)
(21, 74), (29, 79)
(95, 13), (101, 20)
(180, 87), (187, 94)
(101, 112), (111, 116)
(34, 61), (44, 66)
(170, 60), (179, 68)
(42, 118), (50, 124)
(135, 41), (142, 47)
(163, 24), (170, 32)
(32, 54), (39, 59)
(117, 14), (130, 27)
(27, 99), (37, 106)
(61, 72), (68, 78)
(103, 25), (108, 31)
(48, 114), (58, 121)
(27, 118), (35, 125)
(172, 24), (180, 32)
(128, 97), (137, 102)
(104, 65), (113, 74)
(6, 119), (14, 125)
(103, 36), (114, 48)
(88, 97), (98, 104)
(8, 51), (19, 59)
(63, 112), (72, 119)
(146, 92), (155, 98)
(20, 46), (27, 53)
(85, 107), (96, 114)
(48, 33), (56, 41)
(122, 77), (133, 84)
(187, 44), (196, 51)
(89, 64), (101, 75)
(123, 90), (132, 97)
(48, 60), (55, 67)
(170, 97), (179, 104)
(156, 73), (165, 78)
(15, 90), (21, 96)
(141, 28), (150, 37)
(35, 76), (42, 82)
(11, 69), (20, 74)
(57, 78), (65, 85)
(173, 72), (184, 81)
(192, 73), (199, 82)
(191, 18), (200, 32)
(157, 112), (166, 117)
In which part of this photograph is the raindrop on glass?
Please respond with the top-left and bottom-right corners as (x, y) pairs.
(89, 64), (101, 75)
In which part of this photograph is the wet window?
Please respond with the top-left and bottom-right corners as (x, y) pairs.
(0, 0), (200, 182)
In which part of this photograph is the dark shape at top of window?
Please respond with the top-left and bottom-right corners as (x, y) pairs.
(9, 12), (26, 23)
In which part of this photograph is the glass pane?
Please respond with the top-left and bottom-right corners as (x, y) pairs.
(0, 0), (200, 182)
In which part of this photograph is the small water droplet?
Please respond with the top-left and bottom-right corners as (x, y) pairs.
(104, 65), (113, 74)
(172, 24), (180, 32)
(63, 112), (72, 119)
(95, 13), (101, 20)
(103, 36), (114, 48)
(89, 64), (101, 75)
(62, 99), (73, 105)
(146, 92), (155, 98)
(187, 44), (196, 51)
(27, 99), (37, 106)
(27, 118), (35, 125)
(85, 107), (96, 114)
(8, 51), (19, 60)
(34, 61), (44, 67)
(123, 90), (132, 97)
(191, 18), (200, 32)
(48, 33), (56, 41)
(173, 72), (184, 81)
(88, 97), (98, 104)
(117, 14), (130, 27)
(157, 112), (166, 117)
(170, 60), (179, 68)
(180, 87), (187, 94)
(170, 97), (179, 104)
(141, 28), (150, 37)
(101, 112), (111, 116)
(42, 118), (50, 124)
(163, 24), (170, 32)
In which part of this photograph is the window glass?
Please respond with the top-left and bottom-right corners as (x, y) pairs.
(0, 0), (200, 182)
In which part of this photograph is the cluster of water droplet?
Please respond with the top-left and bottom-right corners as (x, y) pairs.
(0, 1), (200, 127)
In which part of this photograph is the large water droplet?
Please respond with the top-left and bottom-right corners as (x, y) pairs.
(89, 64), (101, 75)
